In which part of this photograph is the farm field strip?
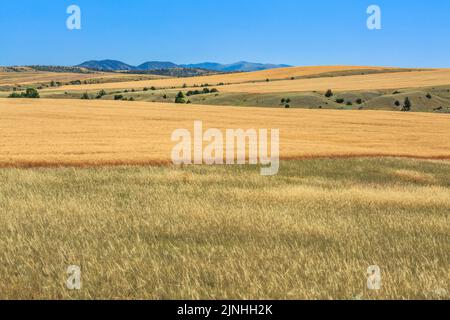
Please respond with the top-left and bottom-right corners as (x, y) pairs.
(1, 98), (450, 167)
(218, 69), (450, 94)
(47, 66), (401, 92)
(0, 71), (165, 87)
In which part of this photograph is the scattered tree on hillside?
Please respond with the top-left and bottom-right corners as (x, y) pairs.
(96, 89), (107, 99)
(9, 88), (40, 99)
(402, 97), (412, 111)
(325, 89), (333, 98)
(175, 91), (185, 104)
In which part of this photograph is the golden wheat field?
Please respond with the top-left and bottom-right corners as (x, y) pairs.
(1, 98), (450, 167)
(0, 158), (449, 299)
(219, 69), (450, 94)
(0, 71), (163, 87)
(49, 66), (397, 91)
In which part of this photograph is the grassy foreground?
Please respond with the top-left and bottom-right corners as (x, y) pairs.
(0, 158), (449, 300)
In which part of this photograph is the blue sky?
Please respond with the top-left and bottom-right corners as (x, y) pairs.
(0, 0), (449, 67)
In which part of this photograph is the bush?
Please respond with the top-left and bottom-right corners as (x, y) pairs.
(281, 98), (286, 104)
(114, 94), (124, 100)
(335, 98), (344, 104)
(325, 89), (333, 98)
(175, 91), (185, 104)
(96, 90), (107, 99)
(402, 97), (412, 111)
(394, 100), (401, 107)
(8, 92), (22, 98)
(285, 104), (290, 109)
(426, 93), (432, 99)
(163, 94), (167, 99)
(24, 88), (40, 98)
(346, 101), (353, 106)
(81, 92), (91, 100)
(356, 98), (363, 104)
(9, 88), (40, 98)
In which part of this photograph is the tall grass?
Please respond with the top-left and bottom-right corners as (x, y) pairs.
(0, 158), (449, 299)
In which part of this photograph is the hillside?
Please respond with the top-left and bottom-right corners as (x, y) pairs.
(76, 59), (289, 72)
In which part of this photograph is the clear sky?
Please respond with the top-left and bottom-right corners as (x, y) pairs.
(1, 0), (449, 67)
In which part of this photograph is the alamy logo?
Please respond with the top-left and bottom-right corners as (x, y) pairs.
(66, 265), (82, 290)
(66, 5), (81, 30)
(171, 121), (280, 176)
(367, 5), (382, 30)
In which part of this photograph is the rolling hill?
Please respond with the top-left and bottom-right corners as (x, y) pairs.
(76, 60), (289, 72)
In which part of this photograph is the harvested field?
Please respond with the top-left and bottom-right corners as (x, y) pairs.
(49, 66), (399, 91)
(218, 69), (450, 94)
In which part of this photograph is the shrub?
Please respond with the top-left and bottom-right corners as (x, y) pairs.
(10, 88), (41, 98)
(394, 100), (401, 107)
(96, 90), (107, 99)
(335, 98), (344, 104)
(426, 93), (432, 99)
(402, 97), (412, 111)
(286, 98), (291, 103)
(143, 87), (149, 91)
(175, 91), (185, 104)
(285, 104), (290, 108)
(281, 98), (286, 104)
(163, 94), (167, 99)
(80, 92), (91, 100)
(8, 92), (22, 98)
(210, 88), (219, 93)
(325, 89), (333, 98)
(346, 101), (353, 106)
(114, 94), (124, 100)
(356, 98), (363, 104)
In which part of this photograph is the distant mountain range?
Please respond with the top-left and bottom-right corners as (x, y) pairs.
(75, 60), (290, 72)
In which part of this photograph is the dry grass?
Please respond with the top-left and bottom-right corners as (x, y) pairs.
(0, 158), (448, 299)
(0, 71), (163, 87)
(219, 69), (450, 93)
(50, 66), (396, 91)
(0, 98), (450, 167)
